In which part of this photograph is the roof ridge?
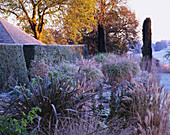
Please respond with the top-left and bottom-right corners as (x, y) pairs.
(0, 17), (18, 44)
(0, 17), (44, 45)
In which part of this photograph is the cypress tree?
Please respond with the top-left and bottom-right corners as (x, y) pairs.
(142, 18), (152, 71)
(98, 23), (107, 53)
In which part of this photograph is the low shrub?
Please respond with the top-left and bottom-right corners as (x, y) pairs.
(29, 60), (49, 79)
(0, 115), (29, 135)
(109, 80), (135, 120)
(51, 61), (79, 78)
(0, 107), (40, 135)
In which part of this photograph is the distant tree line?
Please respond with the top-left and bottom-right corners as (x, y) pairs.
(154, 41), (168, 51)
(132, 40), (169, 54)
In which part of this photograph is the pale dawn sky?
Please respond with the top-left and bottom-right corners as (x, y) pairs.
(128, 0), (170, 42)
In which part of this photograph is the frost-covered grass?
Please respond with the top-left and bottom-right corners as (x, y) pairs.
(0, 53), (169, 135)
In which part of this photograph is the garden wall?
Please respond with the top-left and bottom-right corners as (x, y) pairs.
(0, 44), (89, 89)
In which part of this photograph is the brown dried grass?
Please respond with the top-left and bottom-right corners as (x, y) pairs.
(134, 79), (170, 135)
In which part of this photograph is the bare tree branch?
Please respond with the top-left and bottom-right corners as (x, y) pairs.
(30, 0), (35, 6)
(18, 0), (30, 20)
(36, 0), (43, 6)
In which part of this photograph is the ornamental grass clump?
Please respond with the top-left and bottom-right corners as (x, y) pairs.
(134, 79), (170, 134)
(75, 58), (104, 82)
(93, 53), (114, 63)
(102, 55), (140, 84)
(108, 75), (170, 134)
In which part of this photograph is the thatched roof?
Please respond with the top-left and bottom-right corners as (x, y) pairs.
(0, 17), (44, 45)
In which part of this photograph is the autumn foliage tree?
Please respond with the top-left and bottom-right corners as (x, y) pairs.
(0, 0), (68, 41)
(96, 0), (126, 53)
(41, 28), (68, 45)
(62, 0), (97, 43)
(0, 0), (139, 54)
(80, 0), (139, 54)
(0, 0), (97, 42)
(106, 5), (139, 54)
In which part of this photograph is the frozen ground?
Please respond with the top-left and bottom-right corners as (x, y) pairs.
(160, 73), (170, 91)
(150, 47), (170, 91)
(129, 46), (170, 64)
(152, 46), (170, 64)
(129, 46), (170, 91)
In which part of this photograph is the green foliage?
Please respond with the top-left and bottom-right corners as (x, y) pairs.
(0, 115), (28, 135)
(0, 107), (40, 135)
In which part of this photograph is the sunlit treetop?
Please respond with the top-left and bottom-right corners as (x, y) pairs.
(62, 0), (97, 43)
(0, 0), (97, 43)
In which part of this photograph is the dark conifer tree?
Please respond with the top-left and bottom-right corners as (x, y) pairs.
(98, 23), (107, 53)
(142, 18), (152, 71)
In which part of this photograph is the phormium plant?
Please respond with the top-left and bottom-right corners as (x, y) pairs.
(2, 72), (96, 134)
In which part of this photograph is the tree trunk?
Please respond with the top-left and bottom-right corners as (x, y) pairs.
(37, 33), (42, 41)
(141, 18), (152, 72)
(35, 31), (42, 41)
(98, 23), (107, 53)
(30, 19), (44, 42)
(33, 29), (42, 41)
